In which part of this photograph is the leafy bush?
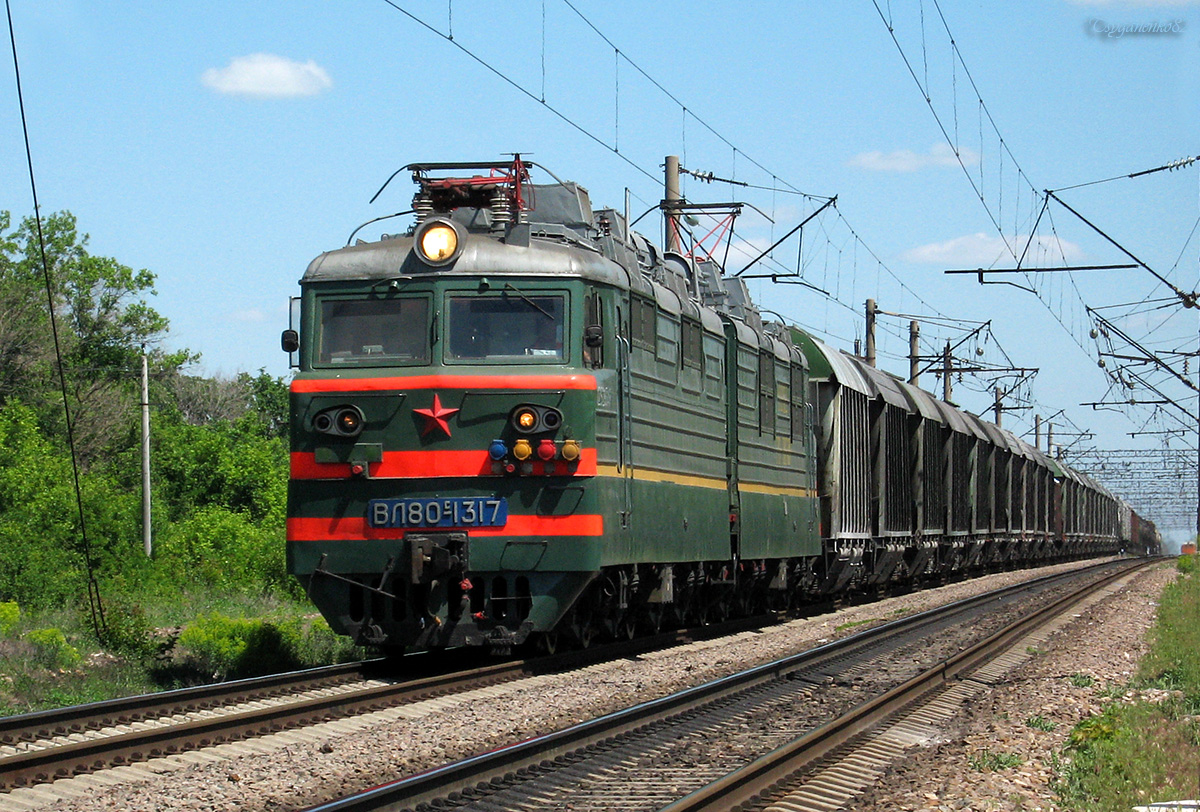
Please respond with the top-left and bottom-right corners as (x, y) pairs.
(25, 627), (81, 670)
(154, 506), (287, 591)
(175, 612), (361, 681)
(284, 615), (363, 666)
(0, 601), (18, 636)
(99, 600), (155, 657)
(1177, 553), (1196, 575)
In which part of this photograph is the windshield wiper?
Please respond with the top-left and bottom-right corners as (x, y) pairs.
(503, 282), (554, 319)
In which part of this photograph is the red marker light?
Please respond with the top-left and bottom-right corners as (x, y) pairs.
(537, 439), (557, 461)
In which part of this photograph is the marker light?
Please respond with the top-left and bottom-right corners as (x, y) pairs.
(513, 408), (539, 433)
(488, 439), (508, 461)
(415, 218), (464, 266)
(313, 405), (365, 438)
(537, 439), (557, 461)
(509, 404), (565, 434)
(512, 439), (533, 461)
(560, 439), (581, 462)
(336, 408), (362, 435)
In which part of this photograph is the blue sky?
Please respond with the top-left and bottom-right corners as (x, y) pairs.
(3, 1), (1199, 537)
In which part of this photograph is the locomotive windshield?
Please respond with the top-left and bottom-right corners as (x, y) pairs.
(447, 291), (566, 362)
(315, 297), (430, 366)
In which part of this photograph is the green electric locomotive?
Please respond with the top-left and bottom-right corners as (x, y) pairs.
(284, 157), (1130, 655)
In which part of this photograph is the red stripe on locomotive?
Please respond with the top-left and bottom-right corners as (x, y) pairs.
(286, 514), (604, 540)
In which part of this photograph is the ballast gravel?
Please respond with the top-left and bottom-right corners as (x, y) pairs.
(10, 557), (1162, 812)
(851, 559), (1176, 812)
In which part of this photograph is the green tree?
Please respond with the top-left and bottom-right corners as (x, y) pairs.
(0, 210), (192, 465)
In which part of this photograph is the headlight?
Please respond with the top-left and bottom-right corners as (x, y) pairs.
(336, 408), (362, 435)
(510, 405), (564, 434)
(514, 407), (539, 432)
(313, 405), (365, 438)
(415, 218), (464, 266)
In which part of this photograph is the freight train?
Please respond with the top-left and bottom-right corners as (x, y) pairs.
(282, 157), (1159, 654)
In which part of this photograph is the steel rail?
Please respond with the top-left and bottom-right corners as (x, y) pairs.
(0, 661), (369, 746)
(0, 603), (797, 790)
(659, 558), (1156, 812)
(0, 657), (529, 789)
(294, 558), (1141, 812)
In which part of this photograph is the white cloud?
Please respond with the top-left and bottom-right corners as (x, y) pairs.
(232, 308), (267, 323)
(903, 232), (1084, 266)
(848, 142), (979, 172)
(202, 53), (332, 98)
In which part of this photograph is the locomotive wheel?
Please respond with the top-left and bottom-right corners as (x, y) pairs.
(536, 630), (561, 655)
(566, 598), (597, 649)
(641, 604), (665, 635)
(573, 620), (595, 649)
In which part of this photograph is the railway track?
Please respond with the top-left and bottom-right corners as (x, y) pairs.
(289, 558), (1151, 812)
(0, 605), (781, 793)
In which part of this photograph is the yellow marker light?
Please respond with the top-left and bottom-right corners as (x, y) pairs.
(336, 409), (362, 435)
(560, 439), (581, 462)
(512, 439), (533, 461)
(419, 224), (459, 262)
(514, 408), (538, 432)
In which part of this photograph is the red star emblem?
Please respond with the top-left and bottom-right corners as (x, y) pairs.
(413, 393), (460, 437)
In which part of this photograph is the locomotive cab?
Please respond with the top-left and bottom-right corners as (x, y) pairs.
(286, 162), (624, 653)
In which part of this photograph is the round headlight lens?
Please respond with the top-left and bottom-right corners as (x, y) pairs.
(514, 408), (539, 433)
(419, 223), (459, 263)
(336, 408), (362, 435)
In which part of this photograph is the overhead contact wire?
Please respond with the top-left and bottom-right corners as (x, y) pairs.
(6, 0), (106, 640)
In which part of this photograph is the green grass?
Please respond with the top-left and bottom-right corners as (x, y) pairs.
(969, 748), (1024, 771)
(1053, 555), (1200, 810)
(834, 618), (880, 632)
(1026, 714), (1057, 732)
(0, 588), (366, 718)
